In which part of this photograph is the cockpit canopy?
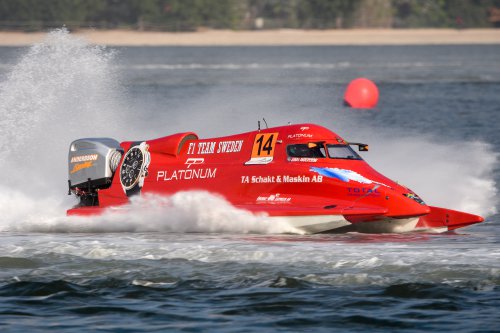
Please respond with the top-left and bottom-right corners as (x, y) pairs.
(287, 142), (362, 160)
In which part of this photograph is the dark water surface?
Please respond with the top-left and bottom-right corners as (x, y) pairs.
(0, 38), (499, 332)
(0, 232), (499, 332)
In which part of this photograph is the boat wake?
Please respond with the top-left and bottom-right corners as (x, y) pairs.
(0, 190), (302, 234)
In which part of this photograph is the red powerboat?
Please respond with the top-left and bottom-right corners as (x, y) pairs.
(67, 123), (483, 233)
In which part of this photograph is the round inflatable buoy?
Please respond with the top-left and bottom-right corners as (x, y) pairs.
(343, 78), (379, 108)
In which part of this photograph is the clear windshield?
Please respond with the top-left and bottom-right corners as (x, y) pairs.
(327, 144), (362, 160)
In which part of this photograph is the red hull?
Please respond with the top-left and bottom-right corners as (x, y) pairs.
(67, 123), (483, 233)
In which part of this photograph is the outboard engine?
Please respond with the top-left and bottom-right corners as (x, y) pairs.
(68, 138), (123, 206)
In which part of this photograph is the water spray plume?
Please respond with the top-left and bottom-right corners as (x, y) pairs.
(0, 28), (125, 194)
(0, 29), (301, 234)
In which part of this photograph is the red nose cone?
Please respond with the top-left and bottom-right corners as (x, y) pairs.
(344, 78), (379, 108)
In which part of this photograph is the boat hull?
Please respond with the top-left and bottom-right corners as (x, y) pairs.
(67, 203), (482, 234)
(66, 123), (484, 234)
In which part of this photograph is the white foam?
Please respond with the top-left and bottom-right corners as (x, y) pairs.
(0, 191), (302, 234)
(125, 62), (352, 70)
(122, 61), (459, 71)
(71, 191), (302, 234)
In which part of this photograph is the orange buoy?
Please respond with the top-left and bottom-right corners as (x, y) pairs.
(343, 78), (379, 108)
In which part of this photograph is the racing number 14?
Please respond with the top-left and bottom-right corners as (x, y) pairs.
(255, 134), (274, 155)
(245, 132), (279, 165)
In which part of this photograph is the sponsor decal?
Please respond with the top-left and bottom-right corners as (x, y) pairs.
(119, 141), (151, 196)
(257, 193), (291, 203)
(282, 175), (323, 183)
(290, 157), (318, 163)
(241, 174), (323, 184)
(287, 133), (313, 139)
(310, 167), (389, 187)
(198, 141), (216, 154)
(300, 126), (309, 131)
(347, 187), (381, 196)
(185, 158), (204, 168)
(217, 140), (244, 153)
(70, 161), (94, 174)
(70, 154), (98, 163)
(157, 168), (217, 181)
(187, 140), (244, 155)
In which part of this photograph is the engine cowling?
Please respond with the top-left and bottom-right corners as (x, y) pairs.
(68, 138), (123, 191)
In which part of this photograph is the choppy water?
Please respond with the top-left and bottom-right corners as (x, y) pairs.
(0, 29), (499, 332)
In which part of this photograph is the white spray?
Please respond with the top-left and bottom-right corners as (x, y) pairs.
(363, 134), (498, 217)
(0, 29), (302, 234)
(0, 28), (125, 191)
(0, 192), (302, 234)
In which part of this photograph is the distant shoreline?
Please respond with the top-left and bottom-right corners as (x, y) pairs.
(1, 28), (499, 46)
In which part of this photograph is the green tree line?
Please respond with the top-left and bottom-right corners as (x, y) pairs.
(0, 0), (499, 31)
